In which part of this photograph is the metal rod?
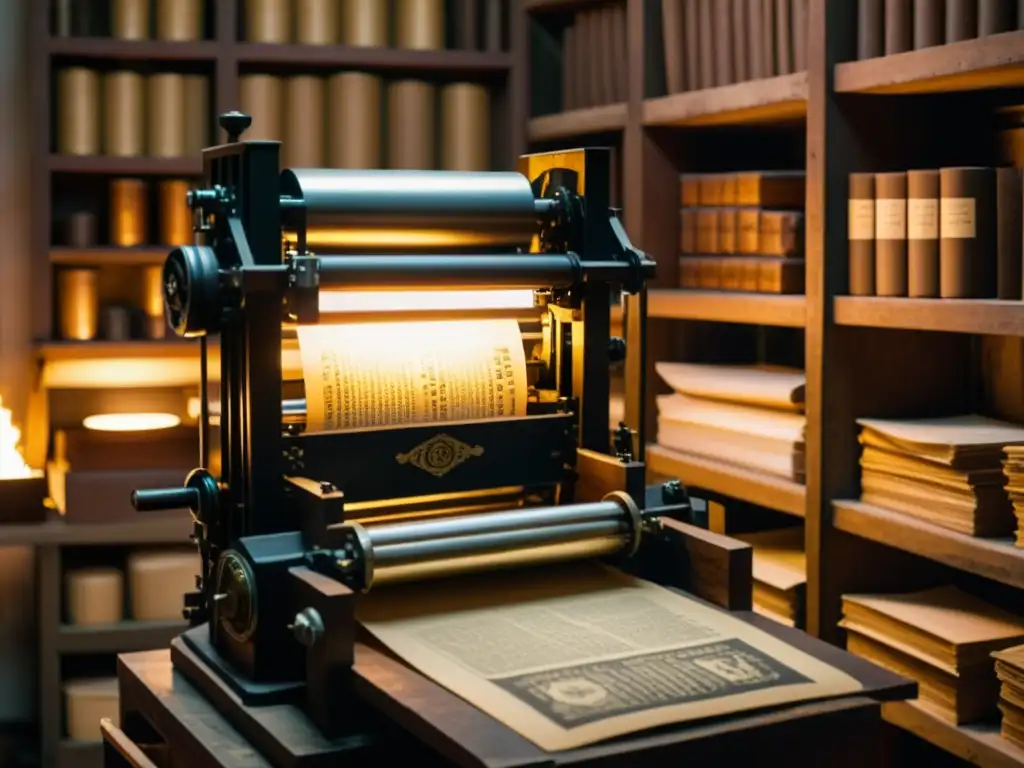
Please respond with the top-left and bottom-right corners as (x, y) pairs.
(371, 519), (627, 568)
(199, 335), (209, 468)
(365, 500), (625, 548)
(315, 254), (581, 290)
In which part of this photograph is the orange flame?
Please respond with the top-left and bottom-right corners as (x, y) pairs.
(0, 397), (38, 480)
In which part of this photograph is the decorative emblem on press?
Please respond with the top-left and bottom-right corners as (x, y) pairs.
(395, 434), (484, 477)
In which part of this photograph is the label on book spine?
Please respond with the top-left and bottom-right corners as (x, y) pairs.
(848, 199), (875, 241)
(907, 199), (938, 240)
(875, 199), (906, 240)
(940, 197), (977, 239)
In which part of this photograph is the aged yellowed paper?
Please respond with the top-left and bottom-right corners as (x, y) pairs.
(359, 563), (863, 751)
(296, 319), (527, 432)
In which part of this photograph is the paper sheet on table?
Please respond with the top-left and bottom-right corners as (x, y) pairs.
(358, 562), (862, 751)
(297, 319), (527, 432)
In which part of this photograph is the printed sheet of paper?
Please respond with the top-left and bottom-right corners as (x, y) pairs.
(297, 319), (527, 432)
(358, 563), (863, 751)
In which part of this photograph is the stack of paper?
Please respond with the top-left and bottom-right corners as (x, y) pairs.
(1001, 447), (1024, 546)
(655, 363), (806, 482)
(857, 416), (1024, 537)
(994, 645), (1024, 749)
(737, 527), (806, 629)
(841, 586), (1024, 724)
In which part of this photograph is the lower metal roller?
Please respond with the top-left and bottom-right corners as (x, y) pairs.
(336, 492), (643, 591)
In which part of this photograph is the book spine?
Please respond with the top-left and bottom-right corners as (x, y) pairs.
(875, 172), (908, 296)
(697, 209), (720, 253)
(721, 173), (739, 205)
(680, 209), (697, 253)
(698, 256), (723, 288)
(599, 5), (617, 104)
(680, 174), (702, 205)
(759, 258), (805, 293)
(849, 173), (876, 295)
(388, 80), (436, 170)
(395, 0), (444, 49)
(914, 0), (945, 47)
(562, 22), (576, 111)
(997, 167), (1023, 299)
(762, 0), (776, 76)
(344, 0), (388, 46)
(239, 74), (283, 142)
(732, 0), (750, 82)
(907, 170), (940, 297)
(284, 76), (325, 169)
(698, 0), (716, 88)
(748, 0), (765, 79)
(713, 0), (735, 85)
(698, 174), (718, 205)
(483, 0), (502, 51)
(183, 75), (209, 156)
(885, 0), (913, 53)
(327, 73), (382, 169)
(613, 2), (629, 101)
(149, 73), (185, 157)
(858, 0), (884, 59)
(979, 0), (1013, 33)
(738, 209), (761, 253)
(775, 0), (793, 75)
(104, 71), (145, 157)
(684, 0), (702, 90)
(662, 0), (686, 94)
(441, 83), (490, 171)
(721, 258), (743, 290)
(739, 258), (760, 291)
(792, 0), (808, 70)
(760, 210), (804, 256)
(453, 0), (479, 49)
(719, 208), (738, 254)
(295, 0), (338, 44)
(939, 166), (997, 298)
(945, 0), (978, 41)
(679, 257), (700, 288)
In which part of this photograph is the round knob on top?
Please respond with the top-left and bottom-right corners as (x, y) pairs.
(219, 111), (252, 143)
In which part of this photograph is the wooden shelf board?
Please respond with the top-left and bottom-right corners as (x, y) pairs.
(523, 0), (593, 11)
(56, 740), (102, 768)
(0, 514), (192, 547)
(50, 248), (167, 267)
(49, 155), (202, 175)
(834, 296), (1024, 336)
(236, 44), (513, 74)
(527, 103), (627, 142)
(37, 339), (203, 361)
(47, 37), (219, 61)
(643, 73), (808, 128)
(835, 31), (1024, 94)
(648, 290), (806, 327)
(882, 701), (1024, 768)
(646, 444), (806, 517)
(832, 500), (1024, 590)
(58, 619), (186, 654)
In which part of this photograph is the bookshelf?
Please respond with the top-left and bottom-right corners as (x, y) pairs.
(524, 1), (1024, 763)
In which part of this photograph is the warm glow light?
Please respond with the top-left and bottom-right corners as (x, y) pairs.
(0, 397), (40, 480)
(82, 412), (182, 432)
(318, 289), (536, 314)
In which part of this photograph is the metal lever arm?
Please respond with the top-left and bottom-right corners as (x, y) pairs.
(131, 487), (199, 512)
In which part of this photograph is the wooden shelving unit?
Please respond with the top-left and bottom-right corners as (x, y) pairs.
(642, 72), (809, 128)
(883, 701), (1024, 768)
(49, 248), (167, 267)
(528, 103), (628, 142)
(649, 290), (806, 327)
(835, 297), (1024, 336)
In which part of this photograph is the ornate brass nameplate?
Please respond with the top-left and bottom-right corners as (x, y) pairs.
(395, 434), (485, 478)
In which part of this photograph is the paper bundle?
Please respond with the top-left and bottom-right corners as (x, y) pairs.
(655, 363), (806, 482)
(994, 645), (1024, 749)
(841, 586), (1024, 725)
(857, 415), (1024, 537)
(1001, 447), (1024, 547)
(737, 527), (806, 629)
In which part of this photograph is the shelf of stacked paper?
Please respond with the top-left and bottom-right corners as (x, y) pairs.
(736, 527), (806, 629)
(841, 586), (1024, 726)
(995, 646), (1024, 751)
(857, 416), (1024, 539)
(654, 362), (806, 482)
(1002, 447), (1024, 547)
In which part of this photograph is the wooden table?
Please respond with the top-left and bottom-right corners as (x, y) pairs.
(104, 612), (914, 768)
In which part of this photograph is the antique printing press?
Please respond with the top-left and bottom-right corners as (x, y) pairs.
(121, 112), (807, 764)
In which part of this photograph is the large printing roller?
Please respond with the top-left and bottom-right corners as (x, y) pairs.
(130, 113), (683, 725)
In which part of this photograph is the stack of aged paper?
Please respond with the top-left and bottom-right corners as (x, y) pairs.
(841, 586), (1024, 724)
(1001, 447), (1024, 546)
(994, 645), (1024, 749)
(655, 363), (806, 482)
(737, 527), (806, 629)
(857, 415), (1024, 537)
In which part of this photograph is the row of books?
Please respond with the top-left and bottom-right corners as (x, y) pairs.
(847, 167), (1023, 299)
(660, 0), (808, 95)
(857, 0), (1024, 59)
(681, 208), (804, 256)
(678, 255), (805, 294)
(680, 171), (806, 208)
(562, 2), (629, 111)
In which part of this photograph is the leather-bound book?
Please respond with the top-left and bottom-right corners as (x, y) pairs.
(740, 258), (760, 292)
(945, 0), (978, 41)
(296, 0), (339, 44)
(613, 3), (628, 101)
(680, 175), (701, 206)
(760, 210), (804, 256)
(454, 0), (479, 49)
(680, 210), (697, 253)
(775, 0), (793, 75)
(997, 168), (1023, 299)
(738, 209), (761, 253)
(239, 75), (283, 142)
(563, 22), (577, 110)
(698, 174), (720, 205)
(732, 0), (749, 83)
(156, 0), (202, 40)
(939, 166), (997, 298)
(679, 257), (700, 288)
(684, 0), (701, 90)
(914, 0), (945, 47)
(696, 209), (720, 253)
(662, 0), (686, 94)
(388, 80), (436, 169)
(719, 209), (738, 254)
(58, 68), (100, 155)
(344, 0), (388, 47)
(698, 257), (723, 288)
(849, 173), (876, 295)
(736, 171), (805, 206)
(762, 0), (776, 75)
(713, 0), (734, 86)
(441, 83), (490, 171)
(792, 0), (807, 70)
(721, 174), (738, 205)
(721, 258), (743, 290)
(885, 0), (913, 53)
(283, 76), (325, 168)
(858, 0), (884, 59)
(149, 74), (185, 157)
(907, 170), (940, 297)
(759, 258), (805, 293)
(396, 0), (445, 48)
(328, 74), (381, 168)
(979, 0), (1013, 33)
(698, 0), (715, 88)
(874, 172), (908, 296)
(104, 71), (144, 157)
(483, 0), (502, 51)
(748, 0), (765, 79)
(246, 0), (290, 43)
